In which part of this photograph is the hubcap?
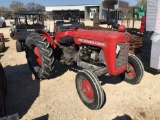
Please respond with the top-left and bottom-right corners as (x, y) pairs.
(33, 47), (42, 66)
(126, 63), (136, 78)
(81, 79), (94, 100)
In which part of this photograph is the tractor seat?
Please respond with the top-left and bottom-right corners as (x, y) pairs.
(59, 35), (74, 43)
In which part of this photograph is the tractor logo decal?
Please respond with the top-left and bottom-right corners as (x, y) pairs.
(78, 38), (106, 46)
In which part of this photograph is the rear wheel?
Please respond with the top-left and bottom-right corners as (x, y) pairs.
(16, 40), (23, 52)
(76, 69), (105, 110)
(10, 31), (16, 40)
(2, 22), (6, 27)
(121, 54), (144, 84)
(25, 33), (55, 79)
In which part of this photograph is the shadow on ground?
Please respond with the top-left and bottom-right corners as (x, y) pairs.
(3, 46), (9, 52)
(52, 61), (123, 86)
(4, 38), (10, 42)
(112, 114), (132, 120)
(4, 64), (40, 119)
(50, 61), (81, 79)
(34, 114), (49, 120)
(3, 62), (80, 119)
(98, 75), (123, 86)
(3, 61), (124, 119)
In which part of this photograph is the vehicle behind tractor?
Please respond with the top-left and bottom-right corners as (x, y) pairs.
(24, 10), (144, 110)
(10, 11), (49, 52)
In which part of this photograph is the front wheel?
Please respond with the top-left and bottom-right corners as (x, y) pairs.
(121, 54), (144, 84)
(76, 70), (105, 110)
(25, 33), (55, 79)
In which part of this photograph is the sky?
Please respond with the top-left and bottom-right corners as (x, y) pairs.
(0, 0), (137, 8)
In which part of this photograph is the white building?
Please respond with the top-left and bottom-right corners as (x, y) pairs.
(45, 0), (119, 20)
(45, 4), (100, 20)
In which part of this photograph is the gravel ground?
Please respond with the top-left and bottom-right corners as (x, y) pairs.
(0, 20), (160, 120)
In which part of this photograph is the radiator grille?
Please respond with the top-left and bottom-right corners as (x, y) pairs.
(116, 42), (129, 68)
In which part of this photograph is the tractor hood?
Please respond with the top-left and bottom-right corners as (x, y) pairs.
(75, 29), (130, 43)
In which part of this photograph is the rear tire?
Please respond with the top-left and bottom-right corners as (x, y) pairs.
(76, 69), (105, 110)
(121, 54), (144, 84)
(2, 22), (6, 27)
(16, 40), (23, 52)
(25, 33), (55, 79)
(10, 31), (16, 40)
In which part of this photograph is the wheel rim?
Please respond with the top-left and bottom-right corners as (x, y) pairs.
(33, 47), (42, 66)
(126, 63), (136, 78)
(81, 79), (94, 100)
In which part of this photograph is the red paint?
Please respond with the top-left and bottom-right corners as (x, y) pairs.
(139, 16), (146, 33)
(52, 27), (130, 76)
(34, 47), (42, 66)
(126, 63), (136, 78)
(14, 33), (17, 39)
(81, 80), (94, 100)
(118, 25), (126, 32)
(37, 30), (56, 49)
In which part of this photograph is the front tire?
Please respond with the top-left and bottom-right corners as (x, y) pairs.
(121, 54), (144, 84)
(25, 33), (55, 79)
(76, 70), (105, 110)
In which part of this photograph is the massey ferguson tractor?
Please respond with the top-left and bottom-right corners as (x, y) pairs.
(24, 10), (144, 110)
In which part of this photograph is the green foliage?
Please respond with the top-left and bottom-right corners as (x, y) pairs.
(25, 2), (45, 12)
(10, 1), (25, 13)
(2, 1), (45, 13)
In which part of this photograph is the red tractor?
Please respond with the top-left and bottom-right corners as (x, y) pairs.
(24, 10), (144, 110)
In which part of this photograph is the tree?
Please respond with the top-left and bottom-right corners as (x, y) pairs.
(0, 7), (12, 19)
(0, 6), (9, 15)
(25, 2), (45, 12)
(36, 4), (45, 12)
(10, 1), (25, 13)
(136, 0), (147, 8)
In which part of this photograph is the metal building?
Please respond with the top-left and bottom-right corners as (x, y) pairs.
(45, 4), (100, 20)
(45, 0), (121, 21)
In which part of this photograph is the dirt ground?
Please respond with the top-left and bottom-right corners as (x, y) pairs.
(0, 20), (160, 120)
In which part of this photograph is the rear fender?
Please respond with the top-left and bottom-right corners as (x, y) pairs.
(37, 30), (56, 49)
